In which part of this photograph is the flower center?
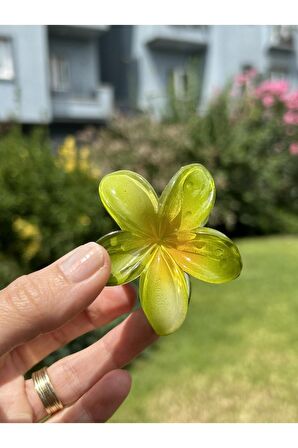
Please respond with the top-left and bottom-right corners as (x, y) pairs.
(151, 235), (166, 246)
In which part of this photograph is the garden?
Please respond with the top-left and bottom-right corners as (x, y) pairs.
(0, 70), (297, 421)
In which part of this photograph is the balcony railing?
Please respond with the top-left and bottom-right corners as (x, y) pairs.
(145, 25), (208, 53)
(269, 25), (296, 52)
(48, 25), (109, 37)
(51, 85), (114, 122)
(169, 25), (208, 31)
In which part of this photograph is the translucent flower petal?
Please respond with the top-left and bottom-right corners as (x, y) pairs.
(97, 231), (155, 286)
(139, 247), (189, 336)
(99, 171), (159, 237)
(159, 164), (216, 233)
(167, 227), (242, 284)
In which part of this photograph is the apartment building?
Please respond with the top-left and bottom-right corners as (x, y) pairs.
(0, 25), (113, 124)
(101, 25), (298, 116)
(1, 25), (298, 124)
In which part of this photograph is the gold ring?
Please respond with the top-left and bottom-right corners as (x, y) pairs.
(32, 367), (64, 416)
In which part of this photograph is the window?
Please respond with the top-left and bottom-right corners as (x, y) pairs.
(270, 26), (294, 49)
(0, 38), (14, 81)
(241, 64), (254, 72)
(169, 25), (208, 31)
(171, 68), (189, 100)
(50, 56), (70, 92)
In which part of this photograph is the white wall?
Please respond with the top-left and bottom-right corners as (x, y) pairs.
(0, 25), (52, 123)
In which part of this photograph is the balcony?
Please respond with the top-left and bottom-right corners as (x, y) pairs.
(145, 25), (208, 53)
(48, 25), (109, 38)
(51, 85), (114, 122)
(268, 25), (296, 53)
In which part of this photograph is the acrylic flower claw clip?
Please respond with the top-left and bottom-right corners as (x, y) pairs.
(97, 164), (242, 336)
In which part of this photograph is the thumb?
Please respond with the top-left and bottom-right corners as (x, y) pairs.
(0, 242), (110, 356)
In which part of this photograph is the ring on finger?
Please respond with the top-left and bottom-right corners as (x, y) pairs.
(32, 367), (64, 417)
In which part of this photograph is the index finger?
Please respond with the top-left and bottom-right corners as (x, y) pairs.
(0, 243), (110, 356)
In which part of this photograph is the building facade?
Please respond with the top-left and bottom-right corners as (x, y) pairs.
(0, 25), (113, 124)
(101, 25), (298, 117)
(1, 25), (298, 124)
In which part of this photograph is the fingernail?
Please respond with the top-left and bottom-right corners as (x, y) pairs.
(60, 243), (105, 283)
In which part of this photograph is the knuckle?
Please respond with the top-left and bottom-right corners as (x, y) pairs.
(5, 274), (44, 321)
(84, 306), (100, 330)
(79, 403), (95, 423)
(1, 269), (68, 326)
(100, 335), (119, 370)
(58, 360), (82, 403)
(49, 326), (70, 348)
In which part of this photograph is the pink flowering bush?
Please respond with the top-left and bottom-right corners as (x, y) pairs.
(234, 69), (257, 86)
(253, 78), (298, 122)
(262, 95), (275, 108)
(284, 91), (298, 109)
(233, 73), (298, 155)
(283, 111), (298, 125)
(187, 73), (298, 235)
(254, 79), (289, 101)
(289, 142), (298, 155)
(74, 71), (298, 236)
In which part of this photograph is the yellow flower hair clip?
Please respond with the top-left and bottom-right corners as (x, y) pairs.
(97, 164), (242, 336)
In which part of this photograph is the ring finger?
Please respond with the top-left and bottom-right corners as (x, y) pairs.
(49, 369), (131, 423)
(25, 309), (157, 422)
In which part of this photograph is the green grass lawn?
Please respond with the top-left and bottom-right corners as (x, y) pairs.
(110, 236), (298, 422)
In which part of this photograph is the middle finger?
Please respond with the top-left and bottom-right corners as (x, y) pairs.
(25, 309), (158, 422)
(10, 284), (136, 374)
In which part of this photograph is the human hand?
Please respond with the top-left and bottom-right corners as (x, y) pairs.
(0, 242), (157, 422)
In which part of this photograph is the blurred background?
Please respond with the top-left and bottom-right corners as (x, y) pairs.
(0, 25), (298, 422)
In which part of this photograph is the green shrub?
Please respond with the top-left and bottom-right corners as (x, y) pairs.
(77, 75), (298, 237)
(76, 114), (192, 193)
(187, 82), (298, 235)
(0, 126), (113, 289)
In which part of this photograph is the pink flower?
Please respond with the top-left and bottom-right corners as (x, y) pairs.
(283, 111), (298, 125)
(289, 142), (298, 155)
(246, 68), (257, 79)
(234, 69), (258, 87)
(235, 73), (249, 86)
(284, 91), (298, 110)
(255, 80), (289, 99)
(262, 95), (274, 107)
